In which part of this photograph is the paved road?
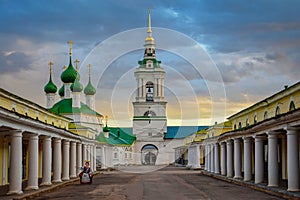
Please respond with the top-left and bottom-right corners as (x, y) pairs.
(34, 166), (282, 200)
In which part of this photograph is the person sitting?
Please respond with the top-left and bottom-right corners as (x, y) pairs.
(79, 160), (93, 184)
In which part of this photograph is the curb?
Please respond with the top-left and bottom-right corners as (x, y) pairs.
(10, 172), (101, 200)
(200, 171), (300, 200)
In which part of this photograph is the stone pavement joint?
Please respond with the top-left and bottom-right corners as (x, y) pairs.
(200, 170), (300, 200)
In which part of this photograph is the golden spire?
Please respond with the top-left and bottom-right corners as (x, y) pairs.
(87, 64), (91, 79)
(48, 61), (53, 75)
(74, 59), (80, 71)
(68, 40), (73, 56)
(148, 7), (152, 33)
(63, 65), (67, 70)
(105, 115), (108, 126)
(145, 8), (154, 42)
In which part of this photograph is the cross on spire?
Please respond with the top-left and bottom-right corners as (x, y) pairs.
(74, 59), (80, 71)
(48, 61), (53, 75)
(88, 64), (91, 78)
(105, 115), (108, 126)
(68, 40), (73, 56)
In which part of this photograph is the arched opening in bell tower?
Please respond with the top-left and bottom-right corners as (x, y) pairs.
(145, 81), (154, 102)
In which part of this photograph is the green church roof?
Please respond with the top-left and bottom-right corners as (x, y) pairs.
(58, 85), (64, 97)
(103, 125), (110, 132)
(84, 80), (96, 95)
(49, 98), (102, 117)
(60, 56), (78, 83)
(71, 77), (83, 92)
(44, 74), (57, 94)
(96, 127), (136, 146)
(138, 58), (161, 68)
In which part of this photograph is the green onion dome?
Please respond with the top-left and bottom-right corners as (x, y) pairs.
(70, 77), (83, 92)
(60, 56), (78, 83)
(44, 75), (57, 94)
(58, 85), (64, 97)
(103, 125), (110, 132)
(84, 80), (96, 95)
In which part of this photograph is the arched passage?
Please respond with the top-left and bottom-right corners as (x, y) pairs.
(141, 144), (158, 165)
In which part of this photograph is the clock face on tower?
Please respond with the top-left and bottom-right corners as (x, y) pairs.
(146, 60), (153, 68)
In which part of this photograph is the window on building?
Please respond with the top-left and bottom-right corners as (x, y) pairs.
(125, 153), (127, 159)
(289, 101), (296, 111)
(275, 106), (280, 116)
(238, 122), (242, 129)
(264, 111), (268, 120)
(234, 124), (236, 130)
(246, 119), (249, 127)
(114, 152), (118, 159)
(254, 115), (257, 124)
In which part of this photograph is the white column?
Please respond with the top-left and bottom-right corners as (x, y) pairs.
(62, 140), (70, 181)
(195, 144), (200, 169)
(137, 79), (140, 98)
(161, 79), (164, 97)
(286, 128), (299, 191)
(90, 145), (94, 171)
(243, 137), (252, 181)
(102, 146), (106, 169)
(52, 138), (62, 182)
(7, 130), (23, 195)
(93, 145), (97, 171)
(26, 134), (39, 190)
(221, 142), (227, 176)
(207, 145), (211, 171)
(267, 132), (279, 187)
(254, 136), (264, 184)
(210, 144), (215, 173)
(70, 141), (76, 178)
(234, 138), (242, 179)
(204, 145), (208, 171)
(88, 145), (92, 163)
(226, 140), (233, 178)
(40, 136), (52, 186)
(214, 143), (220, 174)
(76, 143), (82, 174)
(82, 144), (87, 165)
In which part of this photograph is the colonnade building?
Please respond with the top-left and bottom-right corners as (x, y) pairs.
(187, 81), (300, 192)
(0, 41), (103, 195)
(0, 88), (98, 195)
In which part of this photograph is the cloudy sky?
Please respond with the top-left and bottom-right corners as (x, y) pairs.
(0, 0), (299, 127)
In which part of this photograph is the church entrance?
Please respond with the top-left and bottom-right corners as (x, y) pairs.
(141, 144), (158, 165)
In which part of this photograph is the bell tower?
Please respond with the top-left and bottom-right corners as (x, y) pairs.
(133, 8), (167, 141)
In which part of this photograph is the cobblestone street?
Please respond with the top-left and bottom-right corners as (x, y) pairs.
(33, 166), (282, 200)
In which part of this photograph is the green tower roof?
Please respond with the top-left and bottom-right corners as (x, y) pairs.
(70, 77), (83, 92)
(60, 56), (78, 83)
(44, 74), (57, 94)
(103, 124), (110, 132)
(84, 80), (96, 95)
(58, 85), (64, 97)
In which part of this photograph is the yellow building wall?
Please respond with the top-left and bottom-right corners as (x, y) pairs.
(231, 90), (300, 130)
(0, 94), (70, 131)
